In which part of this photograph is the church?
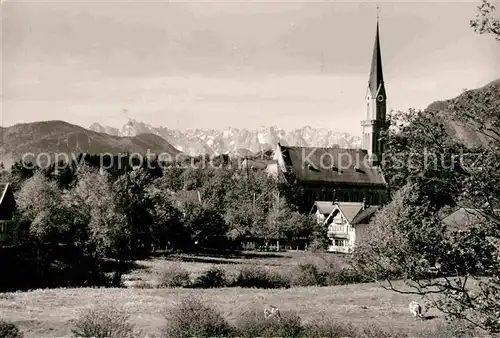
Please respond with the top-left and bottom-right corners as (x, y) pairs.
(273, 18), (390, 210)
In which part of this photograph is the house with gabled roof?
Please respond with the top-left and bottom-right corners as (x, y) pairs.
(310, 201), (336, 225)
(0, 183), (16, 242)
(241, 158), (282, 180)
(441, 207), (499, 233)
(322, 201), (380, 253)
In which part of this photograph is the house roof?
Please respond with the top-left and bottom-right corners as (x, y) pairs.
(277, 144), (386, 186)
(0, 183), (14, 206)
(441, 207), (498, 232)
(325, 202), (380, 226)
(242, 159), (278, 170)
(351, 205), (380, 225)
(0, 183), (16, 221)
(335, 202), (365, 223)
(311, 201), (336, 215)
(0, 184), (9, 203)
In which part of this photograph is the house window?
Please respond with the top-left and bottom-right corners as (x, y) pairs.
(334, 239), (344, 246)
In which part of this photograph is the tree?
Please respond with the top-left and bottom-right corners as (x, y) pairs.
(146, 176), (184, 251)
(70, 166), (129, 260)
(16, 171), (70, 277)
(16, 171), (68, 241)
(112, 169), (156, 257)
(353, 33), (500, 333)
(180, 201), (226, 251)
(470, 0), (500, 41)
(264, 199), (290, 250)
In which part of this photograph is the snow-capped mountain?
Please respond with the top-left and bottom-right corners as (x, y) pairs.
(88, 120), (362, 156)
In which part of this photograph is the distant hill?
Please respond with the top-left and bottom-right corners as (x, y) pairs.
(0, 120), (180, 168)
(424, 78), (500, 147)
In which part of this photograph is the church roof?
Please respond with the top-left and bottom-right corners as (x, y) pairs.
(277, 145), (386, 186)
(368, 21), (385, 98)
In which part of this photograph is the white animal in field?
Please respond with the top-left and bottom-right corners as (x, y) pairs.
(409, 301), (423, 319)
(264, 304), (281, 320)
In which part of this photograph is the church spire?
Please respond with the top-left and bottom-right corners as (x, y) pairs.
(368, 15), (384, 98)
(361, 7), (389, 166)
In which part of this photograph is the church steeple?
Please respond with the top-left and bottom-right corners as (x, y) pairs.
(361, 9), (390, 166)
(368, 20), (385, 101)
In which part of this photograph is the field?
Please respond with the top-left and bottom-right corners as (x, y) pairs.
(0, 251), (468, 337)
(124, 250), (350, 285)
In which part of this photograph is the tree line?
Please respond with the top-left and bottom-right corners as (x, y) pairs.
(0, 155), (324, 290)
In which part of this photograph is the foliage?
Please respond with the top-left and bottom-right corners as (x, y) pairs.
(180, 202), (227, 250)
(112, 169), (157, 257)
(70, 166), (129, 259)
(162, 296), (232, 338)
(146, 178), (185, 252)
(290, 263), (325, 287)
(16, 171), (69, 241)
(470, 0), (500, 41)
(302, 319), (358, 338)
(193, 266), (228, 288)
(71, 303), (135, 338)
(0, 320), (23, 338)
(232, 265), (291, 289)
(355, 27), (500, 332)
(234, 309), (303, 338)
(157, 264), (191, 288)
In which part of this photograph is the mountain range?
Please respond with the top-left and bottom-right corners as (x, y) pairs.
(0, 78), (498, 169)
(88, 122), (362, 156)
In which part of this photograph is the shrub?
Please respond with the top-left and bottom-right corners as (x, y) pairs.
(71, 304), (135, 338)
(234, 309), (303, 338)
(302, 319), (358, 338)
(414, 321), (478, 338)
(232, 266), (290, 289)
(192, 266), (228, 288)
(157, 263), (190, 288)
(322, 267), (370, 286)
(162, 296), (232, 338)
(131, 280), (154, 289)
(0, 320), (23, 338)
(290, 263), (325, 287)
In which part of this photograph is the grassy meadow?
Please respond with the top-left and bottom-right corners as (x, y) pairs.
(124, 250), (349, 286)
(0, 251), (480, 337)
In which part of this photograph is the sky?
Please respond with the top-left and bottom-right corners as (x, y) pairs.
(1, 0), (499, 135)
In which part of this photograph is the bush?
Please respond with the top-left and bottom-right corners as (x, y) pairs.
(0, 320), (23, 338)
(162, 296), (232, 338)
(232, 266), (290, 289)
(157, 264), (191, 288)
(71, 304), (135, 338)
(323, 267), (370, 286)
(192, 266), (228, 288)
(302, 319), (358, 338)
(290, 263), (325, 287)
(234, 309), (303, 338)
